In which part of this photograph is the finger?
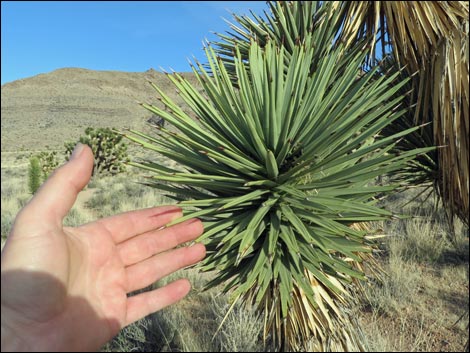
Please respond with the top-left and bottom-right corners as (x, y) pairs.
(16, 144), (93, 230)
(117, 218), (204, 266)
(125, 279), (191, 325)
(125, 243), (206, 293)
(83, 206), (183, 244)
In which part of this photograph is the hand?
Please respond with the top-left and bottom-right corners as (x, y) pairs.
(1, 144), (205, 352)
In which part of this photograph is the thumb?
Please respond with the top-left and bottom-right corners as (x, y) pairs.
(18, 143), (94, 228)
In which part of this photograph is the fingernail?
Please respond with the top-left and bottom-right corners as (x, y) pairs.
(71, 143), (85, 160)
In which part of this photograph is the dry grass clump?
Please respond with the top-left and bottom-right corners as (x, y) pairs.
(356, 189), (469, 352)
(102, 268), (270, 352)
(1, 161), (32, 247)
(85, 174), (172, 218)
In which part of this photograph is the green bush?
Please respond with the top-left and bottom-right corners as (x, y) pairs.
(65, 127), (129, 176)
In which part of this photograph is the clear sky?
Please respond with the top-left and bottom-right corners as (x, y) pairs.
(1, 1), (269, 84)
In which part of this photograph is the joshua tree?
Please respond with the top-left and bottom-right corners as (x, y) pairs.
(65, 127), (129, 176)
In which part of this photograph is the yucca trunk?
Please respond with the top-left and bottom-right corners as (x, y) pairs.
(338, 1), (469, 225)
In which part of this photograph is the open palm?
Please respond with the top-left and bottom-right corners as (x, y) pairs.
(1, 144), (205, 352)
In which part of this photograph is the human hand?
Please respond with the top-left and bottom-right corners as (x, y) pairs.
(1, 144), (205, 352)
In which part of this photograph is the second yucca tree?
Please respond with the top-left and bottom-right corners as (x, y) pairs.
(126, 36), (430, 351)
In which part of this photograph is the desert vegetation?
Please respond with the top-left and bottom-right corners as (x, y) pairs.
(1, 1), (468, 351)
(64, 127), (130, 176)
(27, 156), (42, 194)
(124, 1), (468, 351)
(1, 151), (468, 351)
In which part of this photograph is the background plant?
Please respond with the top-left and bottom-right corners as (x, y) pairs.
(28, 156), (41, 194)
(35, 151), (59, 181)
(65, 127), (130, 176)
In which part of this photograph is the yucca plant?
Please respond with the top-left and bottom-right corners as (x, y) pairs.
(214, 2), (341, 77)
(125, 27), (431, 349)
(214, 0), (469, 228)
(213, 0), (435, 189)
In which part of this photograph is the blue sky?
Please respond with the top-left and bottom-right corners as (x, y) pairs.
(1, 1), (269, 84)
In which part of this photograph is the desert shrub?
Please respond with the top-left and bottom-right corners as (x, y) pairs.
(63, 207), (92, 227)
(65, 127), (129, 176)
(1, 211), (15, 240)
(210, 296), (266, 352)
(36, 151), (59, 180)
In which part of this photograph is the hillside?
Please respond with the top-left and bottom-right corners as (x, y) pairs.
(1, 67), (199, 152)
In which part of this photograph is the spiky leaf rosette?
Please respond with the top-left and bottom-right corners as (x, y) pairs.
(212, 1), (364, 84)
(212, 0), (440, 189)
(125, 38), (430, 351)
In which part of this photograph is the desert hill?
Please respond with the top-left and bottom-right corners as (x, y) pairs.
(1, 67), (199, 152)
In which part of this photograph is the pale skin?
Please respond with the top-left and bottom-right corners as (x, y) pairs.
(1, 144), (206, 352)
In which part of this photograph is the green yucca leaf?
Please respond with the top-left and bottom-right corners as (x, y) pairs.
(265, 150), (279, 179)
(126, 3), (434, 350)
